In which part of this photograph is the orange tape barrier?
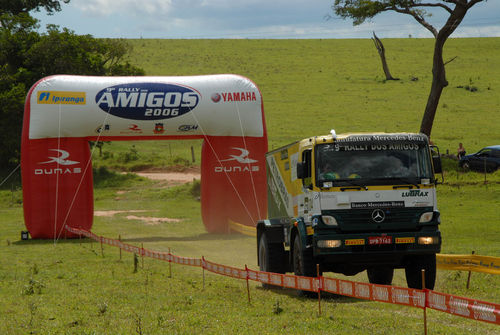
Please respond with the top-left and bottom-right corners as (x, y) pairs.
(65, 226), (500, 325)
(437, 254), (500, 275)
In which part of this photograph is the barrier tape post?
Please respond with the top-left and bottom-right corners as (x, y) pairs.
(202, 256), (205, 290)
(141, 243), (144, 269)
(168, 248), (172, 278)
(100, 237), (104, 257)
(317, 264), (322, 316)
(245, 265), (251, 304)
(119, 235), (122, 261)
(79, 230), (82, 246)
(466, 251), (475, 289)
(423, 270), (428, 335)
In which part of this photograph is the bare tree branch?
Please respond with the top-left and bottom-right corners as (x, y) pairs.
(390, 5), (438, 37)
(444, 56), (458, 65)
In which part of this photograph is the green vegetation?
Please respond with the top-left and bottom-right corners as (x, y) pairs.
(91, 140), (201, 172)
(1, 171), (499, 334)
(1, 38), (499, 334)
(102, 38), (500, 163)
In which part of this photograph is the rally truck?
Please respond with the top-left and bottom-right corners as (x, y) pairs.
(257, 131), (443, 289)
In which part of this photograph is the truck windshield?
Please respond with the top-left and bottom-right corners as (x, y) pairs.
(315, 141), (433, 187)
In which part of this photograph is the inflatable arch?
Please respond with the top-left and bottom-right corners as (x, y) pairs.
(21, 75), (268, 239)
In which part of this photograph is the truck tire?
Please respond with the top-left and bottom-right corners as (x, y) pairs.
(258, 232), (286, 288)
(293, 234), (316, 277)
(405, 254), (436, 290)
(293, 234), (316, 297)
(367, 267), (394, 285)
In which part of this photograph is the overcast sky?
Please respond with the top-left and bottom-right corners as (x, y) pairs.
(32, 0), (500, 39)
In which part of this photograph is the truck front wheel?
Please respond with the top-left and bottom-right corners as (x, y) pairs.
(292, 234), (315, 277)
(405, 254), (436, 290)
(367, 267), (394, 285)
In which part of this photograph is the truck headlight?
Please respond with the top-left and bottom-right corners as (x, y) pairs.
(317, 240), (342, 248)
(419, 212), (434, 223)
(418, 236), (439, 245)
(321, 215), (338, 226)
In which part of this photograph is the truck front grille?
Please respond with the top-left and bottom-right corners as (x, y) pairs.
(326, 207), (433, 232)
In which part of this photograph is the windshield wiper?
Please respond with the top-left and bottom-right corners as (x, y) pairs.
(391, 178), (420, 189)
(338, 179), (368, 191)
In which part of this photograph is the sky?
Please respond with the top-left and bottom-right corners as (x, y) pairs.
(32, 0), (500, 39)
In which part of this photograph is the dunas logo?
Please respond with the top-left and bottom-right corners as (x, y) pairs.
(95, 83), (200, 120)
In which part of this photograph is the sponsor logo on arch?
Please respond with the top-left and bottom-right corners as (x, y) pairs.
(211, 92), (257, 103)
(34, 149), (82, 175)
(95, 83), (201, 120)
(37, 91), (86, 105)
(215, 147), (259, 173)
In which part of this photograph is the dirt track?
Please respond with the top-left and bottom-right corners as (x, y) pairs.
(134, 166), (200, 186)
(135, 171), (200, 184)
(96, 169), (200, 224)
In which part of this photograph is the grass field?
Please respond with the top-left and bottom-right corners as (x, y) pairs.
(1, 175), (499, 334)
(1, 38), (499, 334)
(85, 38), (500, 168)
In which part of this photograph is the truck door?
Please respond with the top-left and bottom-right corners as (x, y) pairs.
(298, 149), (313, 222)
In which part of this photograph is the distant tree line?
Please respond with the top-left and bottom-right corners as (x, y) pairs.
(0, 0), (144, 170)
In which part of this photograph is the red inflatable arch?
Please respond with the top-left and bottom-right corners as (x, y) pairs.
(21, 75), (267, 238)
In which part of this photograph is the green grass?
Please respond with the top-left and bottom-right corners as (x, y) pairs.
(1, 38), (500, 334)
(1, 170), (499, 334)
(124, 38), (500, 153)
(79, 38), (500, 170)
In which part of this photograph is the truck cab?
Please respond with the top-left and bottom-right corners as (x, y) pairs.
(257, 132), (442, 289)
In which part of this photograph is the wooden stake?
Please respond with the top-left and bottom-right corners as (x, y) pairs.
(168, 247), (172, 278)
(245, 265), (251, 304)
(466, 251), (475, 289)
(202, 257), (205, 290)
(100, 237), (104, 257)
(141, 243), (144, 269)
(317, 264), (322, 316)
(119, 235), (122, 261)
(422, 269), (427, 335)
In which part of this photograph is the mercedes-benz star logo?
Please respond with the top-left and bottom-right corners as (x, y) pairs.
(371, 209), (385, 223)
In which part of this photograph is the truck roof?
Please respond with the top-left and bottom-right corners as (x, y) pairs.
(308, 132), (428, 145)
(266, 132), (429, 156)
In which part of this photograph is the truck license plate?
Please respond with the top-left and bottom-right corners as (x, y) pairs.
(368, 236), (392, 245)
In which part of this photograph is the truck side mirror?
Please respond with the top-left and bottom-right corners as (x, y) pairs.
(296, 162), (305, 179)
(432, 156), (442, 174)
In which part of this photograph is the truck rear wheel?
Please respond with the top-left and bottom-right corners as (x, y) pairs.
(258, 232), (286, 288)
(405, 254), (436, 290)
(367, 267), (394, 285)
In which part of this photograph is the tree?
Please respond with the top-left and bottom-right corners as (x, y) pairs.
(372, 31), (398, 81)
(332, 0), (485, 137)
(0, 0), (70, 16)
(0, 2), (144, 170)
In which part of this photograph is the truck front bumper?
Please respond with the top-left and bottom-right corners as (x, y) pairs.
(313, 230), (441, 258)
